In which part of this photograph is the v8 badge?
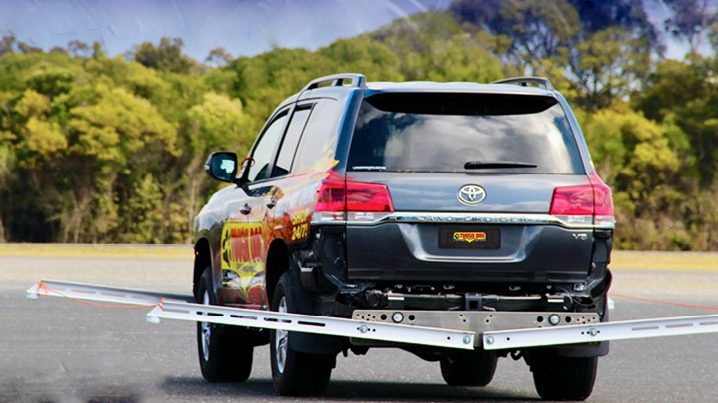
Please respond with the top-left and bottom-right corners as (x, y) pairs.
(572, 233), (588, 241)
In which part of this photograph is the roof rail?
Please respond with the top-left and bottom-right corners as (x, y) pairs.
(301, 73), (367, 91)
(492, 76), (554, 90)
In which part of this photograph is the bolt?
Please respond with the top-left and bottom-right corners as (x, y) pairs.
(392, 312), (405, 323)
(462, 335), (472, 344)
(588, 327), (599, 337)
(358, 324), (369, 333)
(485, 336), (494, 345)
(549, 314), (561, 326)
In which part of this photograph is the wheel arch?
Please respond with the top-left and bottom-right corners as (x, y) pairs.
(194, 237), (213, 300)
(265, 238), (290, 303)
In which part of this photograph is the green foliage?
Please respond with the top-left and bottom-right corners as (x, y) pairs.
(1, 3), (718, 250)
(68, 84), (177, 162)
(572, 28), (650, 110)
(451, 0), (580, 69)
(187, 92), (250, 153)
(134, 37), (196, 74)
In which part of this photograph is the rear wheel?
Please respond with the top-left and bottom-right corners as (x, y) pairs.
(196, 269), (253, 382)
(440, 349), (498, 386)
(529, 352), (598, 401)
(270, 272), (334, 396)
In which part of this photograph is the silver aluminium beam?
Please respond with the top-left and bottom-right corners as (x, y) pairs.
(148, 301), (476, 350)
(482, 314), (718, 350)
(26, 280), (192, 306)
(28, 280), (718, 351)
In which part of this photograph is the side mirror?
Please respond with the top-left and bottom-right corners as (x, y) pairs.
(204, 151), (238, 183)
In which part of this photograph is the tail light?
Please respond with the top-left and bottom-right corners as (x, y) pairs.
(313, 172), (394, 222)
(549, 172), (614, 228)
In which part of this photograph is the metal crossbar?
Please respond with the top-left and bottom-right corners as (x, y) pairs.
(27, 280), (718, 351)
(148, 301), (476, 350)
(482, 314), (718, 350)
(26, 279), (192, 306)
(26, 280), (475, 350)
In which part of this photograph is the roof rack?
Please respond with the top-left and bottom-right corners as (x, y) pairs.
(301, 73), (367, 92)
(492, 76), (554, 90)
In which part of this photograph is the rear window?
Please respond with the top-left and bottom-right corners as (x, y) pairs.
(347, 93), (583, 174)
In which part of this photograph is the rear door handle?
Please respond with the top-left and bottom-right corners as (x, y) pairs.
(239, 203), (252, 215)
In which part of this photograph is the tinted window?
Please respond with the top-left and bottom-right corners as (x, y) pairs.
(348, 93), (583, 174)
(273, 107), (312, 177)
(293, 100), (341, 171)
(247, 112), (287, 182)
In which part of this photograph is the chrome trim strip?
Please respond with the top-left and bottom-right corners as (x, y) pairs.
(313, 212), (614, 229)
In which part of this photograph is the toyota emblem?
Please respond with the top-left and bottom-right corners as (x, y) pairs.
(458, 184), (486, 205)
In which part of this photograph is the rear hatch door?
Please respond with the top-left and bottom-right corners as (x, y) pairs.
(344, 92), (593, 283)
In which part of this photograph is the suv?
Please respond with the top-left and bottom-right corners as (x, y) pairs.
(193, 73), (614, 400)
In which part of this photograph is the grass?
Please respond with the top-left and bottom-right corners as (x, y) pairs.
(0, 244), (716, 270)
(610, 250), (718, 271)
(0, 243), (193, 259)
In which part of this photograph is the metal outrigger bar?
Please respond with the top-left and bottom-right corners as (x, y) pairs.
(26, 280), (475, 350)
(147, 301), (476, 350)
(482, 313), (718, 350)
(26, 279), (193, 305)
(26, 280), (718, 351)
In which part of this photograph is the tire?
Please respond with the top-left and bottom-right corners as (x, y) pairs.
(530, 352), (598, 401)
(270, 272), (334, 396)
(196, 269), (253, 382)
(440, 349), (498, 386)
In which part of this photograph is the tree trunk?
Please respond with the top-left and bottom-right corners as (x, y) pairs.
(0, 214), (5, 242)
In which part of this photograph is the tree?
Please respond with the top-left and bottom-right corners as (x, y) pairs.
(568, 0), (661, 52)
(134, 37), (195, 73)
(17, 41), (41, 54)
(180, 92), (250, 238)
(635, 59), (704, 121)
(663, 0), (717, 54)
(2, 6), (718, 250)
(370, 12), (501, 81)
(206, 47), (233, 67)
(450, 0), (580, 71)
(0, 34), (16, 55)
(450, 0), (655, 108)
(570, 28), (651, 109)
(49, 46), (68, 55)
(67, 40), (90, 58)
(581, 107), (688, 249)
(636, 56), (718, 184)
(0, 146), (13, 241)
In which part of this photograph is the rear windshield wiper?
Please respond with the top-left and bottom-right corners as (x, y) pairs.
(464, 161), (538, 169)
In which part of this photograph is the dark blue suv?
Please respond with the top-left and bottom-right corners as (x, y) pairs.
(195, 73), (614, 400)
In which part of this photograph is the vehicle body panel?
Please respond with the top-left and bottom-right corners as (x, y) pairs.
(194, 89), (357, 307)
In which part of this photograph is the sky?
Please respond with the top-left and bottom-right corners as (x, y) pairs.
(0, 0), (451, 60)
(0, 0), (705, 61)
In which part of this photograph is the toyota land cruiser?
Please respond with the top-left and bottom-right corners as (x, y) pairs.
(193, 73), (614, 400)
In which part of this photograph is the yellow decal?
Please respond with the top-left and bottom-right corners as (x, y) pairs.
(453, 231), (487, 243)
(291, 208), (310, 241)
(221, 221), (265, 293)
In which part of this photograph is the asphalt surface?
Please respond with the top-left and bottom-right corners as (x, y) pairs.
(2, 254), (718, 402)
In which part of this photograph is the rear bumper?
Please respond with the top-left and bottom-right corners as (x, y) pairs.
(346, 223), (594, 283)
